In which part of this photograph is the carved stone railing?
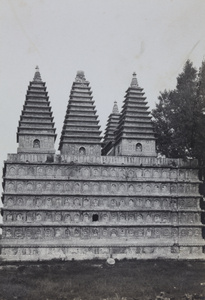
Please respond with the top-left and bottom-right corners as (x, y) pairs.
(6, 153), (198, 168)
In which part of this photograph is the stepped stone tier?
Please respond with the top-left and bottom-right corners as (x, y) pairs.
(59, 71), (102, 156)
(102, 101), (120, 155)
(114, 73), (156, 157)
(17, 66), (56, 154)
(0, 69), (205, 261)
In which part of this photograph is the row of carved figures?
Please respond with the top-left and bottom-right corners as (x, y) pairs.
(6, 165), (198, 180)
(3, 226), (202, 239)
(3, 211), (201, 224)
(5, 180), (199, 194)
(3, 196), (200, 210)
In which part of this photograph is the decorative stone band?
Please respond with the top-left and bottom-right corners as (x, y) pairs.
(2, 210), (202, 226)
(2, 196), (201, 211)
(3, 180), (200, 196)
(6, 153), (198, 168)
(1, 225), (203, 241)
(1, 245), (205, 261)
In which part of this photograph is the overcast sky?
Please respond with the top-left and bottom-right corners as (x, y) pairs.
(0, 0), (205, 213)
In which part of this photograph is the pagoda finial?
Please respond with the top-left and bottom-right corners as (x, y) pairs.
(75, 70), (86, 83)
(130, 72), (138, 88)
(33, 66), (42, 82)
(112, 101), (119, 114)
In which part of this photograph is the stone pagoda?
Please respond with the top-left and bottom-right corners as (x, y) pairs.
(114, 72), (156, 156)
(17, 66), (56, 155)
(0, 70), (204, 261)
(102, 101), (120, 156)
(59, 71), (102, 156)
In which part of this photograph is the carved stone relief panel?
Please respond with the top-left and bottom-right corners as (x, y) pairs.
(92, 168), (100, 178)
(101, 182), (109, 193)
(102, 213), (109, 222)
(92, 198), (99, 207)
(83, 198), (90, 207)
(27, 166), (35, 176)
(170, 184), (177, 194)
(119, 184), (126, 195)
(81, 167), (90, 178)
(44, 228), (54, 238)
(46, 166), (53, 176)
(81, 227), (90, 239)
(16, 212), (25, 222)
(82, 212), (90, 223)
(6, 181), (15, 192)
(64, 213), (71, 223)
(162, 169), (168, 179)
(119, 198), (126, 207)
(136, 168), (143, 178)
(45, 197), (53, 207)
(45, 182), (53, 192)
(102, 168), (108, 177)
(55, 183), (63, 193)
(110, 212), (118, 222)
(128, 213), (135, 222)
(14, 228), (24, 239)
(162, 198), (170, 210)
(178, 198), (199, 209)
(128, 184), (135, 194)
(179, 170), (185, 180)
(6, 197), (15, 207)
(170, 199), (177, 210)
(55, 228), (63, 238)
(8, 166), (16, 176)
(170, 169), (177, 179)
(37, 166), (44, 176)
(64, 197), (72, 207)
(4, 228), (13, 238)
(35, 197), (43, 207)
(25, 227), (33, 239)
(45, 212), (53, 222)
(55, 212), (62, 222)
(144, 169), (152, 178)
(35, 212), (43, 222)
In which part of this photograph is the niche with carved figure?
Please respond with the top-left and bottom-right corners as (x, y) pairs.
(79, 146), (86, 155)
(136, 143), (142, 152)
(33, 139), (40, 148)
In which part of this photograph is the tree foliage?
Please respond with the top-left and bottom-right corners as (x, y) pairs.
(152, 60), (205, 161)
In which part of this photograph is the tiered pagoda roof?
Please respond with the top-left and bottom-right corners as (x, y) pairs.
(59, 71), (102, 153)
(17, 67), (57, 148)
(114, 73), (155, 144)
(102, 101), (120, 155)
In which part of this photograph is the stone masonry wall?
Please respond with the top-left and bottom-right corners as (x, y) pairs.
(0, 154), (204, 261)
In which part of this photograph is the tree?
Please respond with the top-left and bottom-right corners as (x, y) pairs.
(152, 60), (205, 160)
(195, 60), (205, 162)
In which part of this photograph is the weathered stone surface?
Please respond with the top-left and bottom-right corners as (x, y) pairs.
(0, 70), (204, 261)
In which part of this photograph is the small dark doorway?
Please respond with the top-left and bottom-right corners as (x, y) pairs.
(92, 214), (99, 222)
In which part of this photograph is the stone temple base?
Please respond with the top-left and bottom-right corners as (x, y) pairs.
(1, 245), (205, 261)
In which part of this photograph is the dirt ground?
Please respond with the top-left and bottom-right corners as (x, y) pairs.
(0, 259), (205, 300)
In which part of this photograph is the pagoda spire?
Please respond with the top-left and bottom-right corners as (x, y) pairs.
(112, 101), (119, 114)
(102, 101), (120, 155)
(33, 66), (42, 82)
(17, 67), (56, 154)
(59, 71), (102, 156)
(114, 73), (156, 157)
(130, 72), (138, 88)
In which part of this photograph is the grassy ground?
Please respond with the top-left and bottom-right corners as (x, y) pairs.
(0, 259), (205, 300)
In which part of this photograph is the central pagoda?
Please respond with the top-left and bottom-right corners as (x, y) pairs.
(114, 73), (156, 156)
(59, 71), (102, 156)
